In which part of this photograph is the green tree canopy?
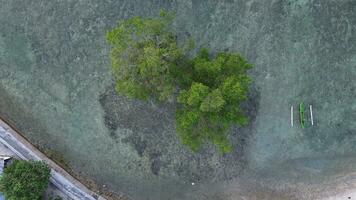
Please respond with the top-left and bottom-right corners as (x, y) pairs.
(106, 11), (187, 102)
(176, 49), (251, 153)
(0, 160), (51, 200)
(107, 12), (252, 153)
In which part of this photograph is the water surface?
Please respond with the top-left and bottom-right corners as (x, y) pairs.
(0, 1), (356, 199)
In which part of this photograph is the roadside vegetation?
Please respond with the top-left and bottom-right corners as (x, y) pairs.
(49, 196), (63, 200)
(0, 160), (51, 200)
(107, 11), (252, 153)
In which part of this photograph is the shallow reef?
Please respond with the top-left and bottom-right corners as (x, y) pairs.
(0, 1), (356, 199)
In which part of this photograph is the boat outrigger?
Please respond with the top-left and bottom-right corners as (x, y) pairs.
(310, 105), (314, 125)
(290, 106), (294, 127)
(299, 102), (305, 128)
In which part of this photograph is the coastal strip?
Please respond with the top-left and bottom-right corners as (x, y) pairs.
(0, 118), (106, 200)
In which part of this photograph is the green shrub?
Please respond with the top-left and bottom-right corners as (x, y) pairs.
(48, 195), (63, 200)
(107, 12), (252, 153)
(176, 49), (251, 153)
(106, 10), (187, 102)
(0, 160), (51, 200)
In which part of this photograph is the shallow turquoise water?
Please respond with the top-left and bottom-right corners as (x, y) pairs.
(0, 1), (356, 199)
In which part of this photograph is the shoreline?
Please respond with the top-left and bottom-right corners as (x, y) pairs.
(0, 117), (121, 200)
(322, 190), (356, 200)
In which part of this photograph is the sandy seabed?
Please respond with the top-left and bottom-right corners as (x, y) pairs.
(0, 1), (355, 199)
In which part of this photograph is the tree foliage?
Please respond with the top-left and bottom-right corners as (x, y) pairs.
(0, 160), (51, 200)
(107, 12), (252, 153)
(106, 11), (184, 102)
(176, 49), (251, 153)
